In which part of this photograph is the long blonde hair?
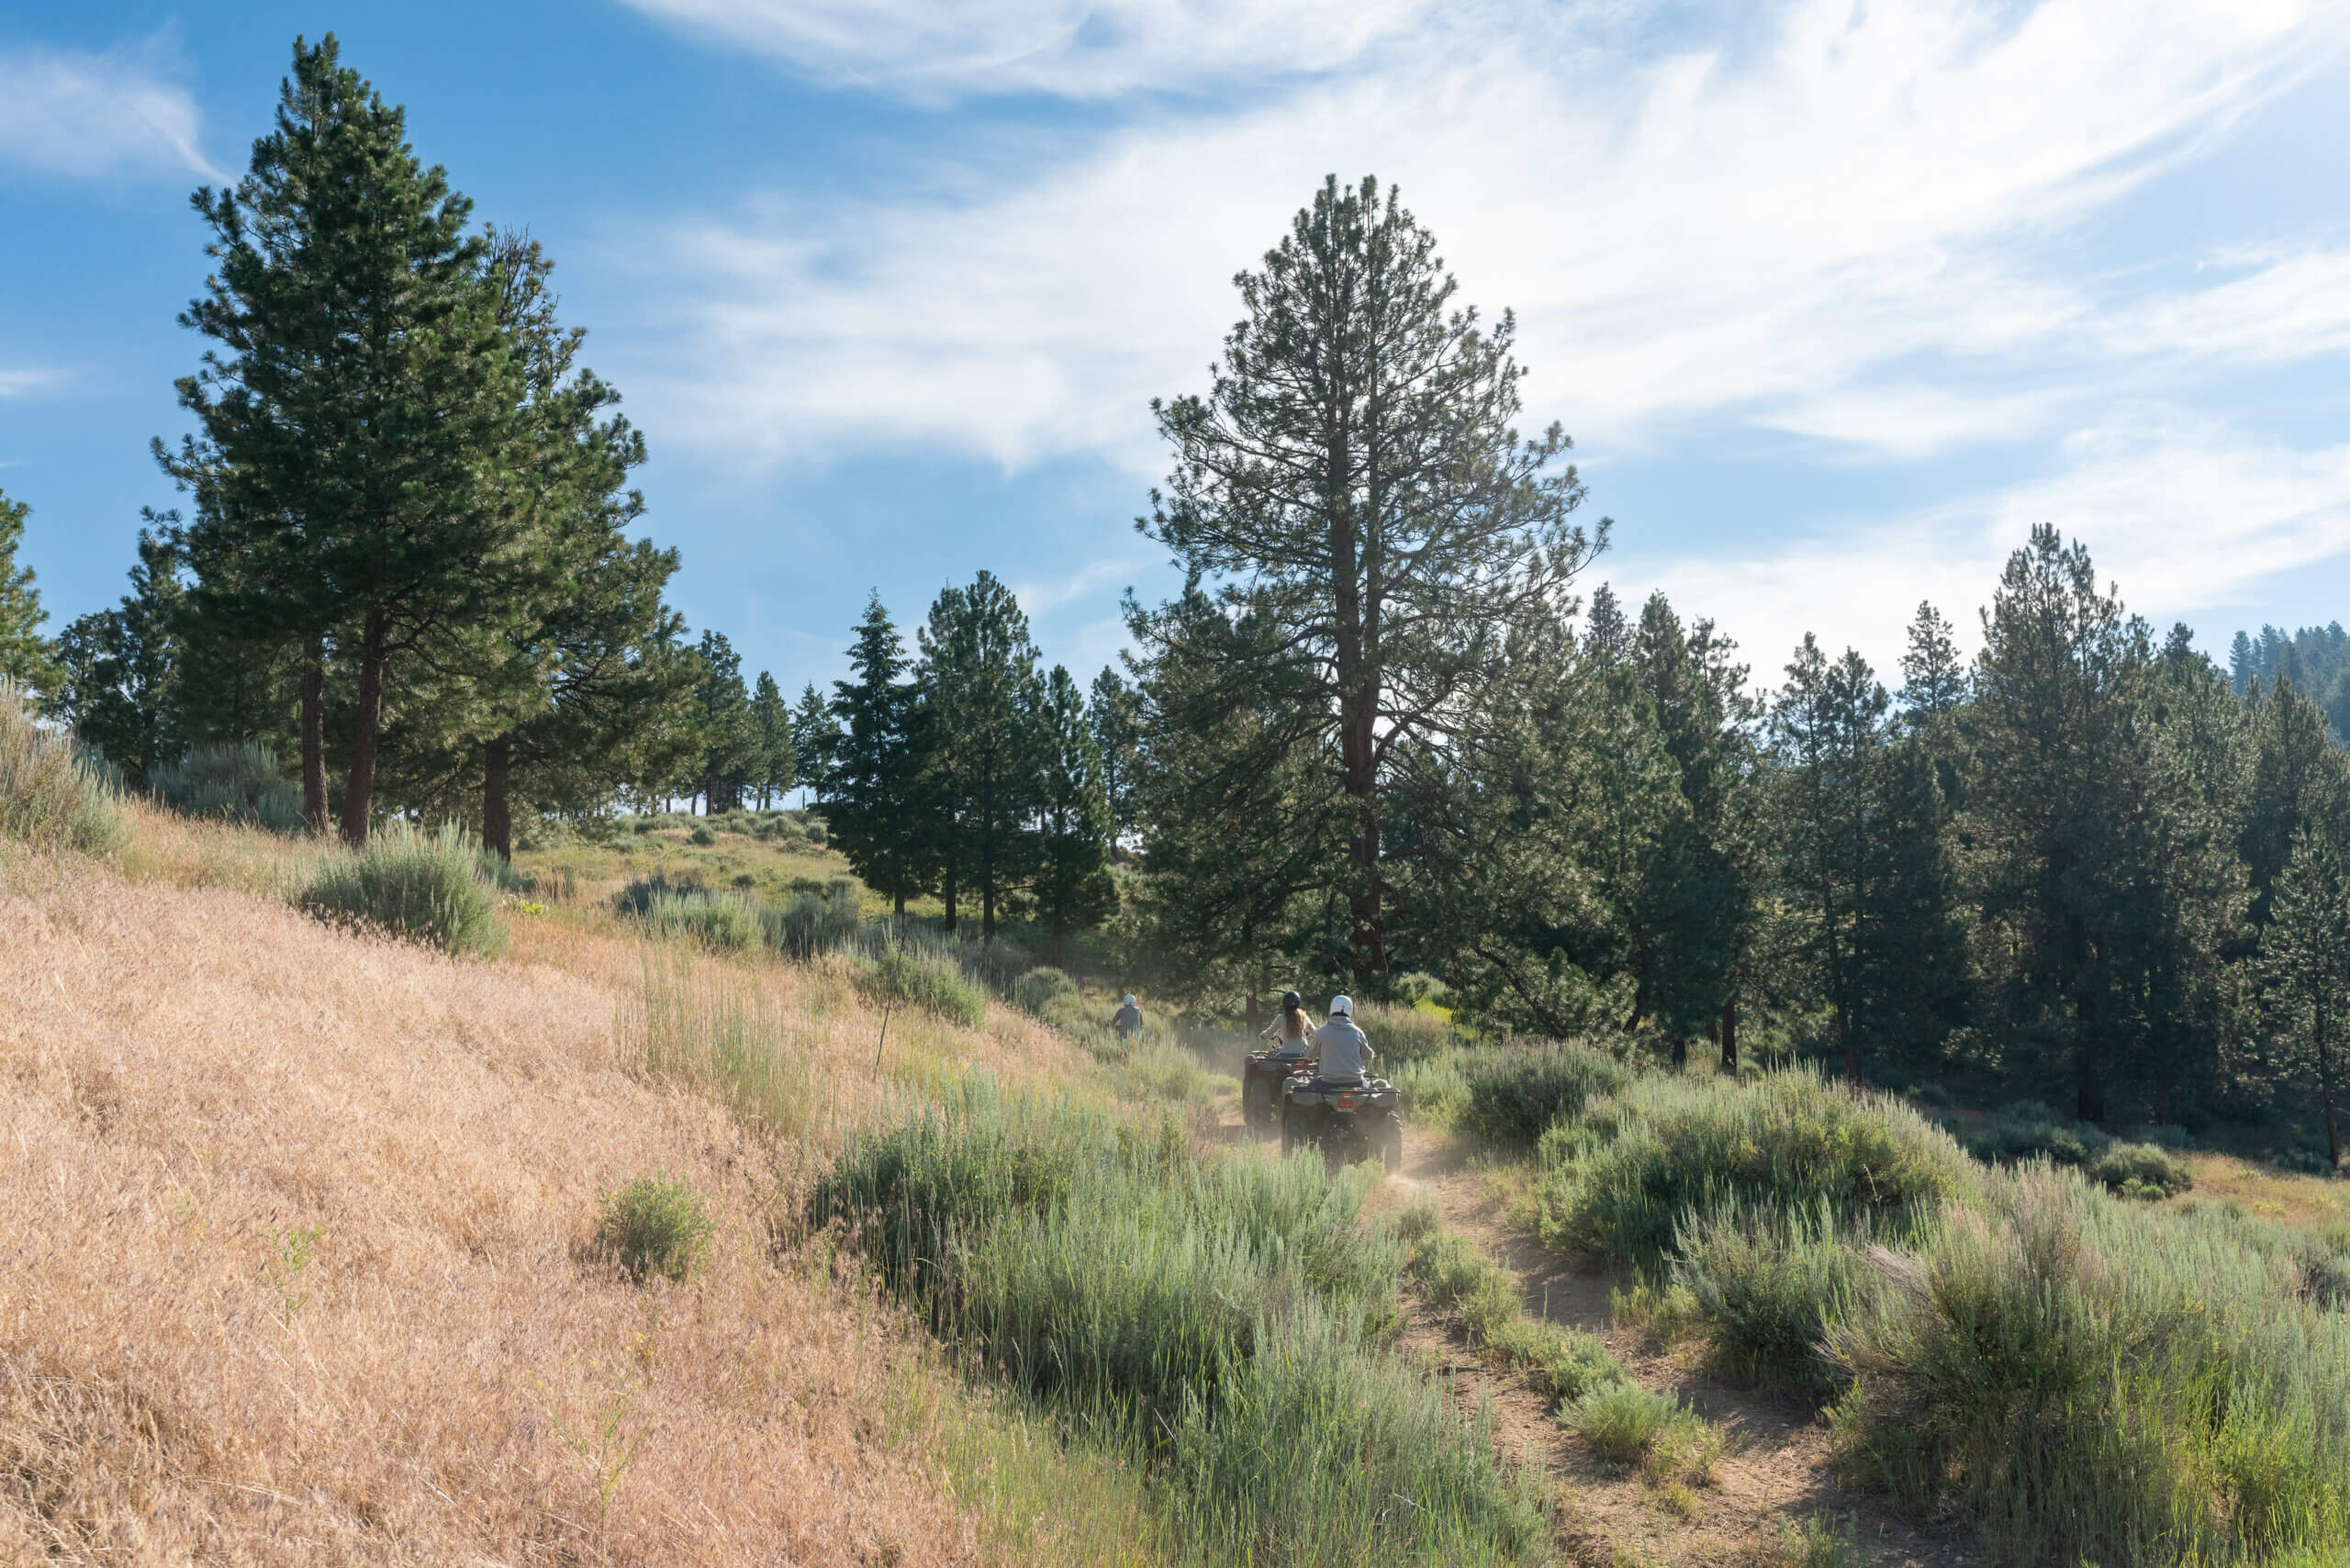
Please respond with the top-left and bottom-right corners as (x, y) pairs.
(1281, 1002), (1311, 1041)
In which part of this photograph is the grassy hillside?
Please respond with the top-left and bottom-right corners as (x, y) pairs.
(0, 804), (1184, 1563)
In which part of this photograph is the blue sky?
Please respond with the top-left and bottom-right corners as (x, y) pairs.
(5, 0), (2350, 699)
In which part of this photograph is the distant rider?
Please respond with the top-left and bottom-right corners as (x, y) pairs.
(1258, 989), (1313, 1062)
(1113, 993), (1144, 1040)
(1306, 995), (1374, 1085)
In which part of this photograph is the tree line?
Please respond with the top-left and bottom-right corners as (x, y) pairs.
(1107, 174), (2349, 1164)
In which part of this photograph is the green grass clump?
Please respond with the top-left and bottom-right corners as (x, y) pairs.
(856, 940), (987, 1027)
(1768, 1511), (1866, 1568)
(148, 740), (305, 833)
(641, 888), (765, 951)
(596, 1173), (712, 1282)
(1353, 1000), (1459, 1063)
(1673, 1200), (1867, 1394)
(1399, 1207), (1627, 1406)
(1535, 1067), (1970, 1267)
(0, 685), (121, 854)
(1561, 1383), (1721, 1482)
(1458, 1041), (1626, 1145)
(811, 1085), (1544, 1564)
(1829, 1165), (2350, 1566)
(299, 822), (508, 958)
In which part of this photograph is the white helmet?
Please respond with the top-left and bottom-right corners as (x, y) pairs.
(1123, 994), (1137, 1007)
(1328, 994), (1353, 1017)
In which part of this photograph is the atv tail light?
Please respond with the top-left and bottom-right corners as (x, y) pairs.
(1337, 1094), (1357, 1109)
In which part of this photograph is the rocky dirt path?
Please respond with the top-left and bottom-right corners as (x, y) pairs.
(1389, 1136), (1972, 1568)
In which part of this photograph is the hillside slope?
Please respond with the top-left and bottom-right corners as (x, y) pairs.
(0, 835), (1110, 1564)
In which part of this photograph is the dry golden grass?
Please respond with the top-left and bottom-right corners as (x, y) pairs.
(2177, 1150), (2350, 1235)
(0, 819), (1151, 1566)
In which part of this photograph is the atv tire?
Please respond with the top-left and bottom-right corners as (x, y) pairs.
(1378, 1111), (1404, 1173)
(1280, 1103), (1302, 1157)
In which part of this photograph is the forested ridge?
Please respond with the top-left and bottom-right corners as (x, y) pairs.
(0, 39), (2344, 1169)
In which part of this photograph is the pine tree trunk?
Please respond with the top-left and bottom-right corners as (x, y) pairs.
(483, 734), (513, 861)
(339, 615), (389, 847)
(943, 864), (957, 934)
(982, 879), (996, 945)
(1719, 996), (1738, 1072)
(299, 640), (328, 836)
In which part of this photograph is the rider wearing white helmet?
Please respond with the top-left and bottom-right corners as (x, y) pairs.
(1307, 994), (1374, 1084)
(1113, 993), (1144, 1039)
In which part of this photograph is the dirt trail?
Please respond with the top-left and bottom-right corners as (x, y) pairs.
(1395, 1135), (1968, 1568)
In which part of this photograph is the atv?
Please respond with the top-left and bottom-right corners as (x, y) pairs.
(1279, 1070), (1403, 1172)
(1240, 1048), (1307, 1139)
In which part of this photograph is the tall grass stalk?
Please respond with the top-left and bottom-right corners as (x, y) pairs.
(631, 949), (814, 1143)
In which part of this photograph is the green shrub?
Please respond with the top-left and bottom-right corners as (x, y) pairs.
(856, 942), (987, 1027)
(2087, 1139), (2195, 1200)
(1535, 1067), (1969, 1266)
(1966, 1102), (2195, 1198)
(810, 1086), (1540, 1563)
(1354, 999), (1459, 1063)
(615, 874), (764, 952)
(1673, 1201), (1867, 1394)
(1459, 1040), (1626, 1145)
(767, 879), (862, 958)
(148, 740), (305, 833)
(0, 685), (120, 854)
(1829, 1166), (2350, 1565)
(1770, 1512), (1866, 1568)
(596, 1173), (712, 1282)
(1562, 1383), (1720, 1480)
(688, 823), (715, 846)
(643, 890), (764, 952)
(299, 823), (508, 958)
(1011, 964), (1080, 1016)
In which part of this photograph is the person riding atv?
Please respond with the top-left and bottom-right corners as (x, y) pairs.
(1277, 995), (1402, 1171)
(1240, 991), (1313, 1136)
(1113, 994), (1143, 1040)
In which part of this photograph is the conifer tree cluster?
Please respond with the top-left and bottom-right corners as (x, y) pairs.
(800, 577), (1119, 945)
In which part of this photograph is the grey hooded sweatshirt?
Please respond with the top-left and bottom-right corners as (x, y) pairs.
(1308, 1015), (1374, 1082)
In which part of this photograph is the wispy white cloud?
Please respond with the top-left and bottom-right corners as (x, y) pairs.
(629, 0), (2340, 474)
(614, 0), (1439, 98)
(1622, 412), (2350, 683)
(0, 36), (225, 183)
(0, 367), (62, 399)
(2120, 248), (2350, 364)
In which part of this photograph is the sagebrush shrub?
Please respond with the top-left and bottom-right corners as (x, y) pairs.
(1536, 1067), (1969, 1265)
(768, 879), (861, 957)
(597, 1174), (712, 1282)
(1459, 1040), (1625, 1144)
(300, 823), (508, 958)
(148, 740), (305, 833)
(1829, 1166), (2350, 1565)
(1673, 1200), (1867, 1394)
(856, 943), (986, 1027)
(1011, 965), (1080, 1017)
(0, 684), (120, 854)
